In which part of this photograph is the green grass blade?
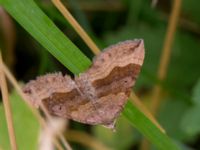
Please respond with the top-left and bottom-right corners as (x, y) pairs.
(123, 101), (180, 150)
(0, 0), (180, 149)
(0, 0), (91, 74)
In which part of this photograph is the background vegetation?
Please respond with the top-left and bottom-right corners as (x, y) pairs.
(0, 0), (200, 150)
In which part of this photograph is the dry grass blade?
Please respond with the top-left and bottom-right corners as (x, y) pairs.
(52, 0), (100, 55)
(0, 51), (18, 150)
(151, 0), (182, 115)
(141, 0), (182, 150)
(2, 63), (44, 123)
(52, 0), (100, 54)
(2, 63), (68, 150)
(52, 0), (164, 133)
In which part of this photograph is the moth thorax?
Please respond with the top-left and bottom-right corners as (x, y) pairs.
(76, 74), (97, 101)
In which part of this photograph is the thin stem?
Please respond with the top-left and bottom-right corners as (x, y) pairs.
(0, 52), (18, 150)
(52, 0), (100, 55)
(2, 63), (43, 122)
(2, 63), (65, 150)
(151, 0), (182, 115)
(141, 0), (182, 150)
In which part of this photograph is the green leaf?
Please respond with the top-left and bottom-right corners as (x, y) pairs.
(0, 0), (180, 149)
(0, 91), (40, 150)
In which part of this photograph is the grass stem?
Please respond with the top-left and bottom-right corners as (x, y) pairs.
(0, 51), (18, 150)
(52, 0), (100, 55)
(141, 0), (182, 149)
(151, 0), (182, 117)
(2, 63), (67, 150)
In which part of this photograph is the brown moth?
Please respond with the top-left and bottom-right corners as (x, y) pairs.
(23, 39), (145, 128)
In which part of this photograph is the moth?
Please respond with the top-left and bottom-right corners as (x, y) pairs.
(23, 39), (145, 128)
